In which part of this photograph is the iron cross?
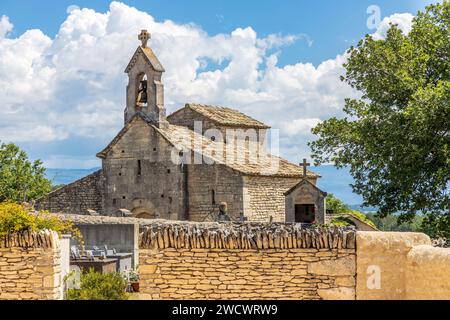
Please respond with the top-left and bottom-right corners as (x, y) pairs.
(138, 30), (151, 48)
(299, 158), (310, 178)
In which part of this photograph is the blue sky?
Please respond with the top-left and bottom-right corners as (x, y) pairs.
(1, 0), (433, 66)
(0, 0), (436, 172)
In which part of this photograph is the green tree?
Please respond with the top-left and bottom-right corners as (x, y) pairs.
(365, 213), (423, 232)
(309, 3), (450, 239)
(326, 193), (351, 213)
(0, 142), (52, 202)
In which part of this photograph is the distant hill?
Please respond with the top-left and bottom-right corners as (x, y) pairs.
(46, 168), (100, 185)
(45, 165), (375, 211)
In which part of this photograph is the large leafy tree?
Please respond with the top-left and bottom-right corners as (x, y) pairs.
(309, 3), (449, 238)
(0, 142), (52, 202)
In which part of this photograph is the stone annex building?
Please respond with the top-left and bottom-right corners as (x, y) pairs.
(37, 30), (328, 224)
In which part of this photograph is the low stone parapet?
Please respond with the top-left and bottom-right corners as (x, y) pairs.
(0, 230), (62, 300)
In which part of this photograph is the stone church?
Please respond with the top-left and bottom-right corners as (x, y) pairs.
(37, 30), (327, 224)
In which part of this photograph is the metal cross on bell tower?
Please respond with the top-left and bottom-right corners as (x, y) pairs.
(138, 29), (151, 48)
(299, 158), (311, 178)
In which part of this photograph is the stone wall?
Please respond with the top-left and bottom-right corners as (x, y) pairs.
(355, 231), (450, 300)
(188, 164), (244, 221)
(405, 245), (450, 299)
(35, 170), (103, 215)
(0, 231), (62, 300)
(243, 176), (299, 222)
(139, 222), (356, 300)
(101, 118), (186, 220)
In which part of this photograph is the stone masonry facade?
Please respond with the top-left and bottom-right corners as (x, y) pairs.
(139, 222), (356, 300)
(140, 248), (355, 300)
(243, 176), (303, 222)
(36, 170), (103, 214)
(187, 164), (244, 222)
(0, 231), (62, 300)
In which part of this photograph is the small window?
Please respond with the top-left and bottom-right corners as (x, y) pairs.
(112, 199), (117, 205)
(122, 196), (126, 200)
(161, 194), (165, 198)
(119, 172), (122, 176)
(153, 147), (157, 151)
(211, 189), (216, 205)
(211, 136), (216, 141)
(167, 169), (171, 174)
(137, 160), (142, 176)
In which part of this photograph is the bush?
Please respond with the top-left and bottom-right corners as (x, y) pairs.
(0, 202), (79, 237)
(66, 269), (129, 300)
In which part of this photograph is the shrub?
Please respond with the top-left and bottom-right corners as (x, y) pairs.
(66, 269), (129, 300)
(0, 202), (81, 241)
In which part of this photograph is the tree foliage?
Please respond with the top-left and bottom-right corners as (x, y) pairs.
(309, 3), (449, 237)
(326, 193), (351, 213)
(66, 269), (129, 300)
(365, 212), (423, 232)
(0, 202), (80, 238)
(0, 142), (52, 202)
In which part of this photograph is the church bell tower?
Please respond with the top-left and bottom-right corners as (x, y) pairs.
(124, 30), (168, 128)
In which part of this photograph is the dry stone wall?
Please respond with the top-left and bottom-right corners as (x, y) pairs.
(0, 231), (62, 300)
(139, 222), (356, 300)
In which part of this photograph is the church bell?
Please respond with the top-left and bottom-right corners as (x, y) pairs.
(136, 80), (148, 106)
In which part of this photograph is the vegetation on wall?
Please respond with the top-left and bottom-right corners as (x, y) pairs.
(66, 269), (129, 300)
(327, 194), (377, 228)
(0, 202), (80, 240)
(310, 2), (450, 241)
(0, 142), (52, 203)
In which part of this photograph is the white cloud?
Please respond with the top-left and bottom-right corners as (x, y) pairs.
(0, 2), (413, 167)
(282, 118), (322, 137)
(372, 13), (414, 40)
(0, 125), (68, 143)
(0, 15), (13, 38)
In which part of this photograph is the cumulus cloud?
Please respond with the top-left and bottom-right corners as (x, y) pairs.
(0, 2), (412, 167)
(0, 15), (13, 38)
(372, 13), (414, 40)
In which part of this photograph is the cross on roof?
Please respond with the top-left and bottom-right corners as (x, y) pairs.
(299, 158), (310, 178)
(138, 29), (151, 48)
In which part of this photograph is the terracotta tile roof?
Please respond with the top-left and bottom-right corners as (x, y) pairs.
(174, 103), (271, 129)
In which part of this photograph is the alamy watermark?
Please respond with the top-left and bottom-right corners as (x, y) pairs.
(366, 265), (382, 290)
(367, 5), (381, 30)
